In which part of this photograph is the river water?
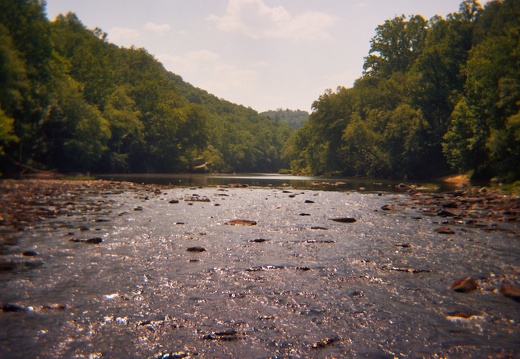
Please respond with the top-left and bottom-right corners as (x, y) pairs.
(0, 181), (518, 358)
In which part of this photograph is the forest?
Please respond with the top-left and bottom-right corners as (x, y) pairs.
(0, 0), (292, 175)
(283, 0), (519, 181)
(0, 0), (519, 181)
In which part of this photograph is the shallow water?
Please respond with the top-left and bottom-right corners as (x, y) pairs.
(0, 187), (519, 358)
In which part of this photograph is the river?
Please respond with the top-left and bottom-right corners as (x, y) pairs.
(0, 178), (518, 358)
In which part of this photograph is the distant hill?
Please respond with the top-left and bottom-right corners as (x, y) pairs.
(261, 109), (309, 130)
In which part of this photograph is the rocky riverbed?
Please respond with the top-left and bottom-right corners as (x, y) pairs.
(0, 179), (519, 358)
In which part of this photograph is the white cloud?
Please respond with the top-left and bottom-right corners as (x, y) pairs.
(108, 27), (140, 44)
(144, 22), (171, 35)
(207, 0), (335, 40)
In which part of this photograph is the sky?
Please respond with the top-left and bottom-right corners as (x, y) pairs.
(44, 0), (487, 113)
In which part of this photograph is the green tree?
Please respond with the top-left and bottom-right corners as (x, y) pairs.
(363, 15), (428, 77)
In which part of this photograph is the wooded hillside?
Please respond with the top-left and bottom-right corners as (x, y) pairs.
(0, 1), (292, 174)
(283, 0), (519, 181)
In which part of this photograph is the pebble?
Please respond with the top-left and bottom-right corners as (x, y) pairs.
(331, 217), (356, 223)
(451, 276), (478, 292)
(22, 250), (38, 256)
(186, 246), (206, 252)
(225, 219), (257, 226)
(499, 283), (520, 302)
(435, 227), (455, 234)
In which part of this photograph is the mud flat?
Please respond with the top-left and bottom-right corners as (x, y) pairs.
(0, 180), (519, 358)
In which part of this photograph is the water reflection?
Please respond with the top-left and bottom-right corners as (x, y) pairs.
(96, 173), (457, 192)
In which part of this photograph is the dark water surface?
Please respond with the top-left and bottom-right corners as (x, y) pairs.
(0, 185), (518, 358)
(96, 173), (460, 193)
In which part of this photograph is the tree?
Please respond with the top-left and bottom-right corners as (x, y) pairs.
(363, 15), (428, 77)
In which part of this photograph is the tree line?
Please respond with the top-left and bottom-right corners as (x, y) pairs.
(0, 0), (293, 175)
(283, 0), (519, 181)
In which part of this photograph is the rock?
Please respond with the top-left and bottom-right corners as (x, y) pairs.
(169, 199), (179, 204)
(85, 237), (102, 244)
(445, 311), (479, 319)
(437, 209), (461, 217)
(225, 219), (257, 226)
(451, 276), (478, 292)
(22, 250), (38, 256)
(435, 227), (455, 234)
(299, 213), (311, 216)
(134, 206), (143, 211)
(69, 237), (102, 244)
(305, 200), (315, 204)
(310, 226), (328, 230)
(0, 262), (16, 271)
(2, 303), (26, 312)
(249, 238), (269, 243)
(394, 243), (411, 248)
(442, 201), (458, 209)
(184, 195), (210, 202)
(311, 336), (339, 349)
(296, 266), (311, 271)
(203, 328), (239, 341)
(380, 204), (394, 211)
(331, 217), (356, 223)
(499, 283), (520, 302)
(186, 246), (206, 252)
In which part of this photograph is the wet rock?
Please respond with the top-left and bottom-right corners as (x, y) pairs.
(311, 336), (340, 349)
(445, 310), (479, 319)
(186, 246), (206, 252)
(451, 276), (478, 293)
(24, 260), (44, 268)
(296, 266), (311, 271)
(202, 328), (239, 341)
(0, 261), (16, 272)
(94, 218), (110, 223)
(305, 200), (315, 204)
(2, 303), (26, 312)
(184, 195), (210, 202)
(331, 217), (356, 223)
(168, 199), (179, 204)
(435, 226), (455, 234)
(156, 351), (192, 359)
(69, 237), (103, 244)
(225, 219), (257, 226)
(299, 213), (311, 216)
(22, 250), (38, 256)
(350, 290), (364, 297)
(437, 209), (461, 217)
(499, 283), (520, 302)
(394, 243), (411, 248)
(41, 303), (67, 310)
(249, 238), (269, 243)
(443, 201), (458, 209)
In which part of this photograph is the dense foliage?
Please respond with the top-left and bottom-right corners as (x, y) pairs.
(284, 0), (520, 181)
(261, 109), (310, 130)
(0, 1), (292, 174)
